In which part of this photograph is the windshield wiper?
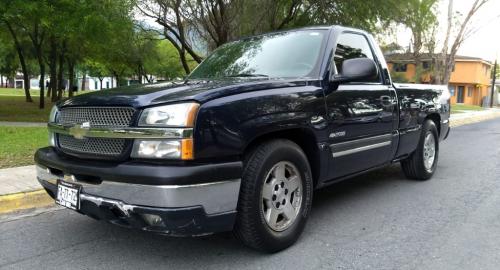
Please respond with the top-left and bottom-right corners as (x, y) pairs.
(227, 73), (269, 78)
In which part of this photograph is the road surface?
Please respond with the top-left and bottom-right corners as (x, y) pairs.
(1, 118), (500, 269)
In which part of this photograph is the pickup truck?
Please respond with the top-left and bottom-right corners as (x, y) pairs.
(35, 25), (450, 252)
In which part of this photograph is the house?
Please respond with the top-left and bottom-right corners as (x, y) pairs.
(386, 53), (493, 106)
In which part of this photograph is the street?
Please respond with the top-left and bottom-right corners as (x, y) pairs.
(1, 118), (500, 270)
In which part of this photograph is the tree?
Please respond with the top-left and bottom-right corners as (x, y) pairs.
(0, 39), (19, 88)
(435, 0), (492, 84)
(137, 0), (410, 74)
(397, 0), (438, 83)
(0, 0), (34, 102)
(137, 0), (204, 74)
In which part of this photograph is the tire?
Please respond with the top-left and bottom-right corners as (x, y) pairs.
(234, 139), (313, 253)
(401, 120), (439, 180)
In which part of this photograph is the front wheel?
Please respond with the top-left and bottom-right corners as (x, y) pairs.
(234, 139), (313, 253)
(401, 120), (439, 180)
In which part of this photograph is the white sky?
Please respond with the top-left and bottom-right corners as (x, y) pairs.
(394, 0), (500, 62)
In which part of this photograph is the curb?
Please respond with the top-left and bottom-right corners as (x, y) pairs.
(0, 189), (54, 214)
(450, 111), (500, 128)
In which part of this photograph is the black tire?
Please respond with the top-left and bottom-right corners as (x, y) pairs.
(401, 120), (439, 180)
(233, 139), (313, 253)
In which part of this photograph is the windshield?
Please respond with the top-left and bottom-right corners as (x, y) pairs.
(188, 30), (327, 80)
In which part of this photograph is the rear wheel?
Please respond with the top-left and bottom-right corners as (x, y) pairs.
(401, 120), (439, 180)
(234, 139), (313, 253)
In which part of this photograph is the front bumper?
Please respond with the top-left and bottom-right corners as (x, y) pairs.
(35, 147), (242, 236)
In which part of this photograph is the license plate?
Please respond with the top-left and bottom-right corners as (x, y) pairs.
(55, 180), (81, 210)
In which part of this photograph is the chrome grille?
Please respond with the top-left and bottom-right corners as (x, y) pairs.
(59, 107), (135, 127)
(57, 106), (135, 158)
(58, 135), (126, 157)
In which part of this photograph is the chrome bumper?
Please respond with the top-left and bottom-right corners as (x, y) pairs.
(36, 165), (241, 215)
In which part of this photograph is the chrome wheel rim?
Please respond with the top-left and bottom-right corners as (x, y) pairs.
(423, 132), (436, 171)
(261, 161), (303, 232)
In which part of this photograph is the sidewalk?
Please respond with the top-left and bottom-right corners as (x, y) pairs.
(0, 165), (53, 214)
(449, 108), (500, 127)
(1, 108), (500, 214)
(0, 121), (46, 127)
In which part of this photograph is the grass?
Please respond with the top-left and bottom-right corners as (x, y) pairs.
(451, 104), (485, 114)
(0, 87), (85, 98)
(0, 127), (48, 168)
(0, 96), (52, 122)
(0, 88), (41, 97)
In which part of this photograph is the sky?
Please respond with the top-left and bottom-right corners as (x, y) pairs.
(395, 0), (500, 62)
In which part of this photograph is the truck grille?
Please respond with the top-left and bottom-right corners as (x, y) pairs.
(58, 135), (126, 157)
(59, 107), (135, 127)
(56, 106), (136, 159)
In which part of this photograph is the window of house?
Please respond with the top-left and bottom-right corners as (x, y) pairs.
(467, 86), (473, 97)
(106, 81), (110, 89)
(94, 81), (98, 90)
(334, 32), (380, 82)
(422, 61), (431, 70)
(449, 85), (455, 96)
(393, 63), (407, 72)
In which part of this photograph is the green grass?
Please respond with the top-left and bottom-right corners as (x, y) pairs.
(0, 96), (52, 122)
(451, 104), (485, 114)
(0, 87), (85, 97)
(0, 127), (48, 168)
(0, 88), (41, 97)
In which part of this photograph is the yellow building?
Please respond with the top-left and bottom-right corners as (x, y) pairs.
(386, 53), (493, 106)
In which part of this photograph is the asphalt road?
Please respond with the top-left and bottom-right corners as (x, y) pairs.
(2, 118), (500, 270)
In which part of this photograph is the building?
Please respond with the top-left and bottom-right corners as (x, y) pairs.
(386, 53), (493, 106)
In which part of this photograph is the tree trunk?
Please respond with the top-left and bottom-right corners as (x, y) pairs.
(38, 58), (45, 109)
(441, 0), (489, 85)
(81, 73), (86, 91)
(99, 78), (103, 90)
(56, 41), (66, 100)
(4, 20), (32, 102)
(68, 59), (75, 97)
(49, 37), (58, 101)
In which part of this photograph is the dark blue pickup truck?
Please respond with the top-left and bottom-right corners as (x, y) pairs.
(35, 25), (450, 252)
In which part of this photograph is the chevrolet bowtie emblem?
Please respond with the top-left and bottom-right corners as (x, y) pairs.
(69, 122), (91, 139)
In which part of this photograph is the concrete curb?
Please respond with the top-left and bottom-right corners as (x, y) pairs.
(0, 189), (54, 214)
(450, 110), (500, 128)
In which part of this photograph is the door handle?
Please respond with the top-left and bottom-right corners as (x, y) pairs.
(380, 95), (394, 104)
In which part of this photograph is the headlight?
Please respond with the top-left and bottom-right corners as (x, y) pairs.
(131, 139), (194, 160)
(49, 105), (59, 123)
(138, 103), (199, 127)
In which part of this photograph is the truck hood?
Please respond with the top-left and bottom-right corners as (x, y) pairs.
(59, 79), (310, 108)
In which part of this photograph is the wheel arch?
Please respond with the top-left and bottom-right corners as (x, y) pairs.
(425, 113), (441, 136)
(243, 128), (321, 188)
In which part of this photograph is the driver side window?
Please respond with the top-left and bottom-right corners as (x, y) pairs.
(334, 33), (380, 82)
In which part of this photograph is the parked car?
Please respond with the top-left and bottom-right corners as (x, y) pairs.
(35, 25), (450, 252)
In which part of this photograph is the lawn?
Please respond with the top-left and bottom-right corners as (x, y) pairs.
(0, 96), (52, 122)
(451, 104), (485, 114)
(0, 127), (48, 168)
(0, 87), (85, 97)
(0, 88), (41, 97)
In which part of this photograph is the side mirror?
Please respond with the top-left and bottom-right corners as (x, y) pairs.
(331, 58), (379, 84)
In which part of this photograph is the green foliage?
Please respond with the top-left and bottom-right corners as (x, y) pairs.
(390, 71), (410, 83)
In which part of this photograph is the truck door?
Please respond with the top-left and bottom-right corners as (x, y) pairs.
(325, 32), (397, 179)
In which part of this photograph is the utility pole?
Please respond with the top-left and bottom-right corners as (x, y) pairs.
(491, 59), (497, 108)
